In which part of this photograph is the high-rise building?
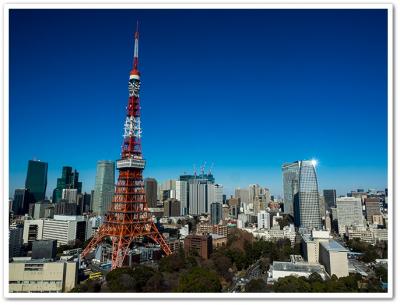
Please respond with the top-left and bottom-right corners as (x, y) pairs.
(257, 210), (270, 230)
(188, 179), (211, 215)
(54, 200), (78, 216)
(323, 189), (337, 210)
(282, 161), (300, 216)
(336, 197), (364, 235)
(210, 202), (222, 225)
(144, 178), (158, 208)
(235, 188), (250, 204)
(29, 200), (54, 219)
(293, 160), (322, 230)
(62, 188), (78, 203)
(92, 160), (115, 215)
(365, 197), (381, 223)
(25, 160), (48, 204)
(12, 189), (30, 216)
(227, 197), (240, 218)
(52, 167), (82, 203)
(77, 192), (91, 215)
(9, 225), (24, 258)
(175, 180), (188, 215)
(163, 198), (180, 217)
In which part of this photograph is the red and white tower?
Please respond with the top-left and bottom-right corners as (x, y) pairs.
(81, 23), (172, 270)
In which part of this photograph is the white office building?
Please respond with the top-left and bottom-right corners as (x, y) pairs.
(257, 211), (270, 229)
(336, 197), (364, 235)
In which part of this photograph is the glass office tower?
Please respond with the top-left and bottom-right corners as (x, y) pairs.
(25, 160), (48, 203)
(282, 161), (300, 216)
(92, 160), (115, 215)
(294, 160), (322, 230)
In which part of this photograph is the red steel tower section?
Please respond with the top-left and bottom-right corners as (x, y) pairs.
(81, 24), (172, 270)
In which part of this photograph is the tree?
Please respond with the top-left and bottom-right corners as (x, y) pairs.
(159, 252), (185, 273)
(245, 279), (268, 292)
(374, 265), (388, 283)
(176, 267), (221, 292)
(273, 276), (311, 292)
(106, 265), (156, 292)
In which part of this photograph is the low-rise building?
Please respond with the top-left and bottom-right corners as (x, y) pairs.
(9, 258), (78, 292)
(269, 259), (328, 282)
(197, 223), (228, 237)
(210, 233), (227, 249)
(319, 240), (349, 278)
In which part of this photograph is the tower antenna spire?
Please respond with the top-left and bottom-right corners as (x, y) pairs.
(133, 20), (139, 70)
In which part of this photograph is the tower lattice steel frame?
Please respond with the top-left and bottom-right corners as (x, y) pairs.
(81, 23), (172, 270)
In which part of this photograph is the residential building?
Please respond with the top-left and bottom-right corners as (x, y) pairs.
(184, 234), (212, 259)
(197, 223), (228, 237)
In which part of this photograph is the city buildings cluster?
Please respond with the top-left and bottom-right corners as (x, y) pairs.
(8, 157), (388, 292)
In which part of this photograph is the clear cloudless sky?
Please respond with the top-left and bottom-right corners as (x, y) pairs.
(9, 9), (388, 198)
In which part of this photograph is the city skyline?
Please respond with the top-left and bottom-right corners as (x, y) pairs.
(9, 9), (388, 198)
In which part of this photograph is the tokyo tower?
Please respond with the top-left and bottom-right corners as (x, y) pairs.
(81, 23), (172, 270)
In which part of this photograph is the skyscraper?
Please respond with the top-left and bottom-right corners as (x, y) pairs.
(292, 160), (322, 230)
(25, 160), (48, 203)
(52, 166), (82, 203)
(188, 179), (211, 215)
(92, 160), (115, 215)
(144, 178), (158, 208)
(336, 197), (364, 235)
(323, 189), (337, 210)
(211, 202), (222, 225)
(282, 161), (300, 216)
(12, 188), (30, 215)
(175, 180), (188, 215)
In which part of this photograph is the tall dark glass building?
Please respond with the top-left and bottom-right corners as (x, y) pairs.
(12, 188), (30, 215)
(25, 160), (48, 203)
(282, 161), (300, 216)
(323, 189), (337, 210)
(52, 166), (82, 203)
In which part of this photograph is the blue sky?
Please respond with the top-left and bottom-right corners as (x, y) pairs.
(9, 9), (388, 197)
